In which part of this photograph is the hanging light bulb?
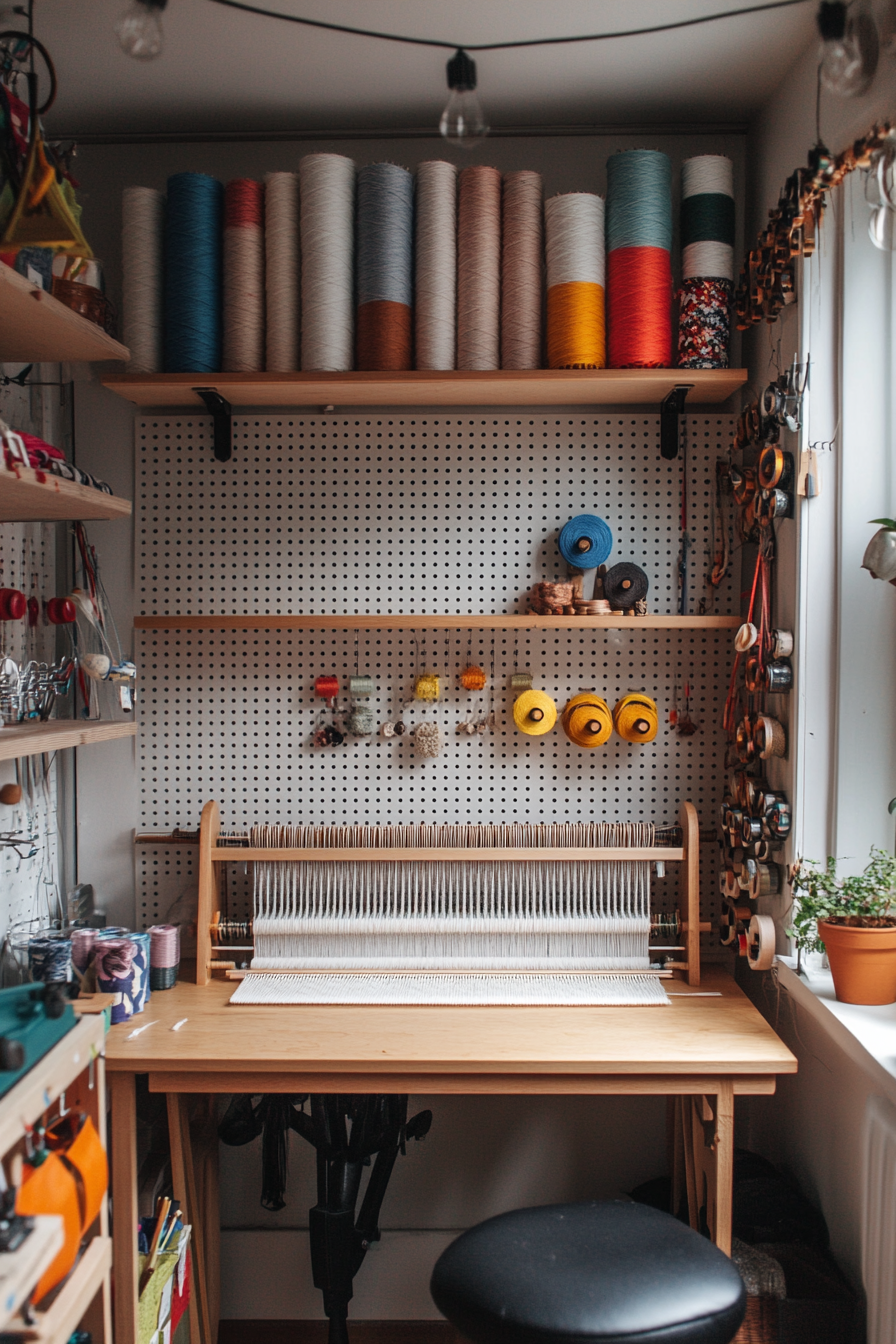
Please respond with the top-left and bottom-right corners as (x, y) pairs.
(817, 0), (878, 96)
(115, 0), (167, 60)
(439, 48), (489, 147)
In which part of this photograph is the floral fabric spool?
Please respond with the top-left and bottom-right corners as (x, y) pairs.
(678, 277), (733, 369)
(94, 939), (140, 1024)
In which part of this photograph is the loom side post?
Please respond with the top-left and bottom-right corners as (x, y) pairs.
(197, 800), (221, 986)
(680, 800), (700, 986)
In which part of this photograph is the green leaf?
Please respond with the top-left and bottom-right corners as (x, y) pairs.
(869, 518), (896, 529)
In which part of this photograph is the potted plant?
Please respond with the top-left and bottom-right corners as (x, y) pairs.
(789, 849), (896, 1004)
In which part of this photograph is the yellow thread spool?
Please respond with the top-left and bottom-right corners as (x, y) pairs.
(561, 693), (613, 748)
(613, 693), (659, 744)
(414, 672), (441, 702)
(513, 689), (557, 736)
(546, 282), (606, 369)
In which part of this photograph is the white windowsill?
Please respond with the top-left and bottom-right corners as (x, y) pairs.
(775, 956), (896, 1103)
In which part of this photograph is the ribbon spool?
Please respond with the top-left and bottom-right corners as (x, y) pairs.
(561, 693), (613, 748)
(755, 715), (786, 759)
(0, 589), (26, 621)
(513, 689), (557, 735)
(46, 597), (76, 625)
(771, 629), (794, 658)
(747, 914), (776, 971)
(349, 675), (377, 696)
(748, 863), (781, 900)
(314, 675), (339, 700)
(758, 445), (786, 489)
(602, 563), (649, 610)
(415, 672), (441, 702)
(510, 671), (533, 691)
(719, 905), (739, 946)
(413, 721), (442, 758)
(613, 693), (658, 743)
(557, 515), (613, 569)
(459, 664), (487, 691)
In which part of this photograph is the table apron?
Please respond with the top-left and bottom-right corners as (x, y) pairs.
(144, 1071), (779, 1095)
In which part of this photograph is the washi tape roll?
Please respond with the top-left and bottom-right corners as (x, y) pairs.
(558, 515), (613, 569)
(561, 693), (612, 748)
(513, 689), (557, 735)
(613, 693), (659, 743)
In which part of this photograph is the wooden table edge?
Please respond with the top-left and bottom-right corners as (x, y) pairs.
(142, 1070), (782, 1095)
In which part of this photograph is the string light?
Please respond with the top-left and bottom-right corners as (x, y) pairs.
(439, 49), (488, 147)
(116, 0), (167, 60)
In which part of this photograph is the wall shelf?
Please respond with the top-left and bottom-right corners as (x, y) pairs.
(0, 466), (132, 522)
(0, 263), (129, 364)
(103, 368), (747, 410)
(135, 613), (739, 631)
(0, 719), (136, 761)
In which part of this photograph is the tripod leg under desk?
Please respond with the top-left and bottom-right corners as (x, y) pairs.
(677, 1083), (735, 1254)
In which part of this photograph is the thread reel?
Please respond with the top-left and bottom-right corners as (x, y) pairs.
(557, 514), (613, 569)
(458, 664), (487, 691)
(509, 670), (533, 691)
(602, 562), (649, 611)
(757, 446), (794, 491)
(414, 672), (441, 702)
(613, 693), (658, 743)
(747, 914), (776, 971)
(315, 675), (339, 701)
(46, 597), (76, 625)
(349, 675), (377, 696)
(744, 655), (793, 694)
(513, 689), (557, 735)
(0, 589), (26, 621)
(561, 693), (612, 748)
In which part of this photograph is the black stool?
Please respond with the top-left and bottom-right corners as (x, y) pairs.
(431, 1201), (746, 1344)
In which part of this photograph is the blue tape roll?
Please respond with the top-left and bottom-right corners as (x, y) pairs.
(558, 514), (613, 568)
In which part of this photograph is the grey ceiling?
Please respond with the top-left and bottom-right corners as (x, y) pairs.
(33, 0), (819, 137)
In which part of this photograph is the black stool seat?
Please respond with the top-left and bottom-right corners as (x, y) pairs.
(431, 1201), (746, 1344)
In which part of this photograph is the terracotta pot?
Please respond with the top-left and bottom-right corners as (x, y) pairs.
(819, 919), (896, 1005)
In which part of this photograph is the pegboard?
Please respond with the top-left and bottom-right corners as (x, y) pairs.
(135, 413), (735, 936)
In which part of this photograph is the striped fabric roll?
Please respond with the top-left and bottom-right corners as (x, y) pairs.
(678, 155), (735, 369)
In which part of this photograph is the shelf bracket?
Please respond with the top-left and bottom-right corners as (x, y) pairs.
(660, 385), (693, 461)
(193, 388), (233, 462)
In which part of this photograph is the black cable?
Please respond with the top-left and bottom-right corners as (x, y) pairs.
(207, 0), (813, 54)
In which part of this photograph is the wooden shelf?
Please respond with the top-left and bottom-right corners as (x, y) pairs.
(0, 719), (136, 761)
(0, 1014), (106, 1157)
(0, 264), (129, 364)
(103, 368), (747, 410)
(135, 613), (739, 632)
(0, 465), (132, 521)
(19, 1236), (111, 1344)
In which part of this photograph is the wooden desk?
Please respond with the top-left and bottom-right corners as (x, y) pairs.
(106, 966), (796, 1344)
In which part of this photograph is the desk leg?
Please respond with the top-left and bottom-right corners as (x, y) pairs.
(168, 1094), (213, 1344)
(713, 1081), (734, 1255)
(678, 1085), (734, 1256)
(110, 1073), (139, 1344)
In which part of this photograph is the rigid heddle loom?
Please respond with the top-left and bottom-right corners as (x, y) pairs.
(194, 800), (704, 1003)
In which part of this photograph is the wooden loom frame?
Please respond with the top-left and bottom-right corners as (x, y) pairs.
(195, 799), (703, 988)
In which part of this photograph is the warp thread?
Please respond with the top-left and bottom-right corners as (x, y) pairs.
(122, 186), (165, 373)
(356, 163), (414, 371)
(606, 151), (672, 368)
(545, 193), (605, 369)
(558, 514), (613, 569)
(457, 166), (502, 371)
(164, 172), (224, 373)
(299, 153), (355, 371)
(679, 155), (734, 369)
(223, 179), (265, 373)
(415, 160), (457, 371)
(501, 170), (543, 370)
(264, 172), (300, 372)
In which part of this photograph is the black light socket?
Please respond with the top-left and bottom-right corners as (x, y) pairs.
(447, 48), (477, 92)
(817, 1), (847, 41)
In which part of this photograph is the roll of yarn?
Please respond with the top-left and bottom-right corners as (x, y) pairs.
(415, 161), (457, 371)
(679, 155), (734, 370)
(513, 689), (557, 736)
(545, 193), (605, 369)
(457, 165), (501, 371)
(94, 938), (139, 1025)
(223, 179), (264, 373)
(413, 721), (442, 758)
(603, 562), (650, 609)
(613, 693), (659, 744)
(150, 924), (180, 990)
(561, 693), (613, 748)
(265, 172), (299, 372)
(606, 151), (672, 369)
(28, 933), (72, 984)
(558, 514), (613, 569)
(501, 170), (543, 370)
(510, 671), (533, 691)
(164, 172), (224, 373)
(122, 186), (165, 373)
(415, 673), (440, 702)
(356, 163), (414, 372)
(299, 153), (355, 372)
(459, 664), (487, 690)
